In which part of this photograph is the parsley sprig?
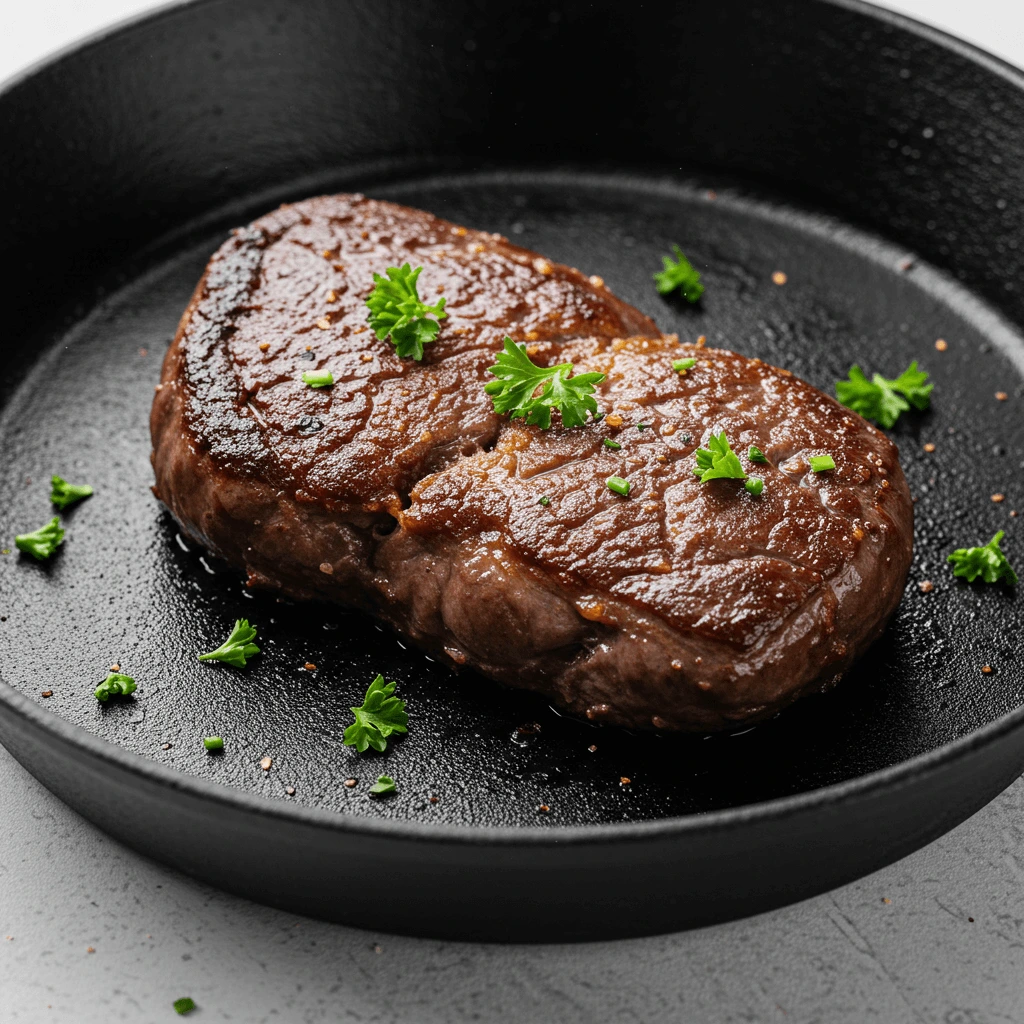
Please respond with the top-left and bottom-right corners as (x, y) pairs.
(370, 774), (397, 795)
(95, 672), (136, 702)
(693, 432), (763, 496)
(836, 362), (932, 428)
(366, 264), (447, 360)
(485, 336), (605, 429)
(948, 531), (1018, 585)
(15, 517), (65, 561)
(198, 619), (260, 668)
(50, 475), (93, 510)
(344, 675), (408, 753)
(654, 245), (704, 302)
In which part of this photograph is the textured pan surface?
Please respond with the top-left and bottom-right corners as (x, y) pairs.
(1, 170), (1021, 827)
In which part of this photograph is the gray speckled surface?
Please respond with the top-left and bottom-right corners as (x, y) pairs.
(2, 738), (1022, 1022)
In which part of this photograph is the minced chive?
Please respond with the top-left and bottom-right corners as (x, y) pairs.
(538, 496), (551, 507)
(748, 445), (768, 463)
(672, 358), (697, 373)
(744, 477), (764, 496)
(636, 423), (649, 431)
(606, 476), (630, 497)
(603, 438), (622, 450)
(809, 455), (835, 473)
(203, 736), (224, 751)
(173, 997), (196, 1015)
(302, 370), (334, 388)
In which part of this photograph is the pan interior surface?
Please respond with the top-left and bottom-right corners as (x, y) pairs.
(0, 169), (1021, 830)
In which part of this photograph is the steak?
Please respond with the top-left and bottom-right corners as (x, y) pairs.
(151, 194), (913, 731)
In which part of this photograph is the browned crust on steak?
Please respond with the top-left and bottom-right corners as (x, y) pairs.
(151, 194), (913, 731)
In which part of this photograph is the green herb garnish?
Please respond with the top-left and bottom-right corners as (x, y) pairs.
(606, 476), (630, 497)
(948, 531), (1018, 585)
(198, 619), (260, 668)
(836, 362), (932, 428)
(203, 736), (224, 751)
(366, 264), (447, 360)
(538, 496), (551, 507)
(672, 357), (697, 374)
(173, 997), (196, 1015)
(636, 423), (649, 431)
(50, 476), (93, 510)
(343, 675), (408, 753)
(302, 370), (334, 388)
(14, 517), (64, 561)
(744, 477), (764, 496)
(603, 438), (622, 450)
(95, 673), (136, 702)
(369, 774), (397, 795)
(693, 432), (745, 482)
(809, 455), (835, 473)
(748, 445), (768, 463)
(485, 336), (605, 429)
(654, 245), (704, 302)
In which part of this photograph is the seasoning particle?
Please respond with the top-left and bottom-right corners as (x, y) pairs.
(319, 562), (334, 575)
(538, 804), (550, 814)
(86, 947), (95, 954)
(882, 897), (891, 905)
(996, 391), (1009, 401)
(992, 493), (1005, 503)
(327, 290), (337, 303)
(344, 778), (357, 788)
(260, 756), (273, 771)
(982, 665), (993, 674)
(923, 443), (936, 453)
(589, 275), (605, 288)
(304, 662), (317, 671)
(772, 271), (788, 286)
(316, 317), (331, 330)
(935, 339), (948, 352)
(695, 334), (707, 348)
(161, 743), (172, 750)
(918, 580), (934, 593)
(605, 413), (623, 428)
(41, 690), (53, 698)
(258, 342), (270, 352)
(619, 776), (631, 785)
(285, 786), (296, 796)
(429, 795), (439, 804)
(588, 744), (598, 753)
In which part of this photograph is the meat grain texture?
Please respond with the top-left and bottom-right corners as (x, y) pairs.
(151, 194), (913, 731)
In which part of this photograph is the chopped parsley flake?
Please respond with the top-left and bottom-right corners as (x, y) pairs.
(744, 477), (764, 496)
(14, 517), (64, 561)
(198, 619), (260, 668)
(173, 997), (196, 1015)
(95, 672), (136, 702)
(366, 264), (447, 360)
(606, 476), (630, 497)
(748, 445), (768, 463)
(302, 370), (334, 388)
(485, 336), (605, 429)
(948, 531), (1017, 585)
(603, 438), (622, 450)
(370, 774), (397, 795)
(654, 245), (704, 302)
(836, 362), (932, 428)
(693, 432), (764, 498)
(50, 476), (93, 510)
(203, 736), (225, 751)
(343, 675), (408, 753)
(672, 357), (697, 374)
(538, 496), (551, 507)
(809, 455), (835, 473)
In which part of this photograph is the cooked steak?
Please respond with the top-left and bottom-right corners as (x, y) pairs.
(151, 194), (913, 731)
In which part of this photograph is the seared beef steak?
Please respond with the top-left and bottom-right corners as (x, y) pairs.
(151, 194), (913, 731)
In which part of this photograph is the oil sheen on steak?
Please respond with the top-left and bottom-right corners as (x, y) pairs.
(151, 194), (913, 731)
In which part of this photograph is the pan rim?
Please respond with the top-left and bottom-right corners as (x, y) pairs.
(3, 0), (1024, 850)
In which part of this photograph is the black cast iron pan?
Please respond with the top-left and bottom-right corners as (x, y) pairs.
(2, 0), (1024, 941)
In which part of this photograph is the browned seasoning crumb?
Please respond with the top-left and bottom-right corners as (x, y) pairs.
(707, 190), (717, 201)
(588, 744), (598, 753)
(41, 690), (52, 698)
(258, 342), (270, 352)
(316, 317), (331, 330)
(538, 804), (550, 814)
(882, 897), (891, 905)
(992, 493), (1005, 503)
(161, 743), (171, 750)
(327, 290), (337, 303)
(996, 391), (1009, 401)
(304, 662), (317, 671)
(695, 335), (706, 348)
(772, 271), (788, 285)
(322, 249), (332, 259)
(285, 786), (296, 796)
(360, 353), (374, 362)
(138, 347), (148, 357)
(918, 580), (934, 593)
(304, 344), (312, 352)
(935, 339), (948, 352)
(589, 275), (605, 288)
(86, 947), (95, 954)
(515, 722), (542, 736)
(533, 257), (553, 274)
(110, 663), (120, 672)
(260, 756), (273, 771)
(897, 257), (915, 272)
(923, 443), (936, 453)
(982, 665), (993, 674)
(429, 796), (439, 804)
(319, 562), (334, 575)
(360, 230), (369, 240)
(373, 945), (383, 954)
(4, 936), (11, 941)
(605, 413), (624, 428)
(619, 777), (631, 785)
(1012, 510), (1019, 518)
(344, 778), (357, 788)
(969, 917), (975, 923)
